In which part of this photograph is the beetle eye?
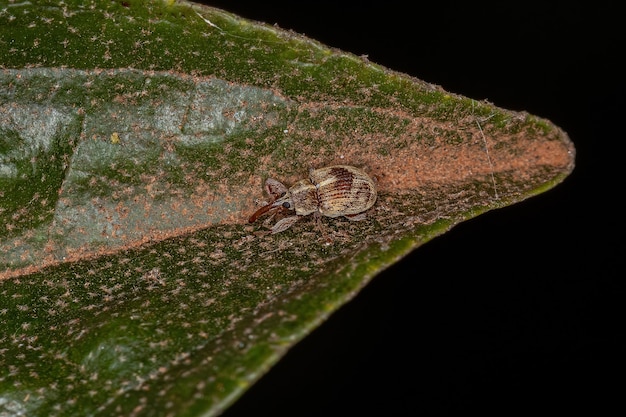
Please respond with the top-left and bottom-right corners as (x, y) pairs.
(282, 202), (291, 209)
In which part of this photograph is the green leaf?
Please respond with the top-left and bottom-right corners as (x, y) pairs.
(0, 1), (574, 416)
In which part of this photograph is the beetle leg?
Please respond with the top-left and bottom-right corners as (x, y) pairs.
(262, 209), (278, 226)
(265, 178), (288, 200)
(344, 212), (367, 221)
(310, 212), (332, 244)
(271, 215), (300, 234)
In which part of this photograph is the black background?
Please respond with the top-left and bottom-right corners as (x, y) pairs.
(197, 2), (624, 416)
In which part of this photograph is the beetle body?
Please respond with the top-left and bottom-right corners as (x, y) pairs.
(249, 165), (377, 234)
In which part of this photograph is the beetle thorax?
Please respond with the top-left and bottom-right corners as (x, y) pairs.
(289, 179), (319, 216)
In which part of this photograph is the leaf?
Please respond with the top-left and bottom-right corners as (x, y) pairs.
(0, 1), (574, 416)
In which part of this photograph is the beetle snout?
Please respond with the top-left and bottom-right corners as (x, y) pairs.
(248, 195), (294, 223)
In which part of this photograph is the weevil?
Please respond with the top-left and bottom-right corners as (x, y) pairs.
(248, 165), (377, 234)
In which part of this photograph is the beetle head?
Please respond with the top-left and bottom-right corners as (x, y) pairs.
(248, 179), (295, 223)
(247, 193), (294, 223)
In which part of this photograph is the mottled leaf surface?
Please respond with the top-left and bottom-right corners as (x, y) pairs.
(0, 1), (574, 416)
